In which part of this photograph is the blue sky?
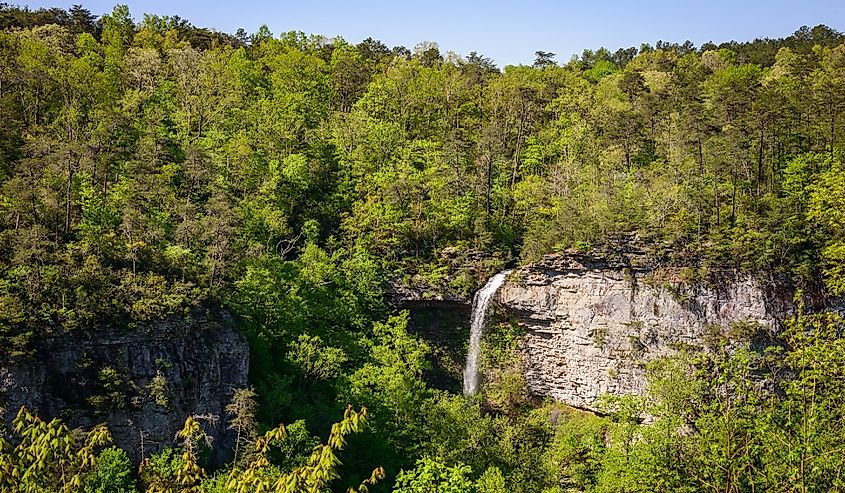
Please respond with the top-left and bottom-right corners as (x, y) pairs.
(23, 0), (845, 66)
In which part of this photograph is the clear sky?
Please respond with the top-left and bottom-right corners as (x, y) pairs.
(22, 0), (845, 66)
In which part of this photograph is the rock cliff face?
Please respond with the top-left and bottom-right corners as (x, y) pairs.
(495, 252), (784, 411)
(0, 311), (249, 464)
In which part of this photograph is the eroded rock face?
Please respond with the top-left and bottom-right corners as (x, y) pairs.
(0, 311), (248, 464)
(496, 253), (781, 411)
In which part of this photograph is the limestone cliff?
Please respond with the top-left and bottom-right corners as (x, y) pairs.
(0, 311), (249, 464)
(495, 252), (784, 411)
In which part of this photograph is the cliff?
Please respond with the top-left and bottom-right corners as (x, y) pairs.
(495, 251), (785, 411)
(0, 311), (249, 464)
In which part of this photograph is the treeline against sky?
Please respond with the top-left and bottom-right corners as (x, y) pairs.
(1, 4), (844, 346)
(0, 1), (842, 342)
(2, 5), (845, 490)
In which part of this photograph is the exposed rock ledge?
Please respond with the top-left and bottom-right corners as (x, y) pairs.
(496, 252), (785, 412)
(0, 311), (248, 464)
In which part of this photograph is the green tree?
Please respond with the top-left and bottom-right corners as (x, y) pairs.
(0, 407), (113, 492)
(82, 447), (136, 493)
(394, 458), (477, 493)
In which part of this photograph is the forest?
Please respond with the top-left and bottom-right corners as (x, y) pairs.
(1, 2), (845, 492)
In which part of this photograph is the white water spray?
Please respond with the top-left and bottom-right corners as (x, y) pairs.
(463, 270), (511, 395)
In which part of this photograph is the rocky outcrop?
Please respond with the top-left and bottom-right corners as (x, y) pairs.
(0, 311), (249, 464)
(495, 252), (785, 412)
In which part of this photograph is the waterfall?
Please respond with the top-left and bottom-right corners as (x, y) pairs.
(463, 270), (511, 395)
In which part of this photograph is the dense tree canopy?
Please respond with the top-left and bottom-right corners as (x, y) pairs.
(2, 3), (845, 492)
(1, 4), (843, 349)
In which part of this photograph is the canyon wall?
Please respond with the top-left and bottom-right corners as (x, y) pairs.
(0, 311), (248, 464)
(495, 251), (784, 411)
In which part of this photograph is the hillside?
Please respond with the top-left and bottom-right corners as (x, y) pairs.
(1, 3), (845, 492)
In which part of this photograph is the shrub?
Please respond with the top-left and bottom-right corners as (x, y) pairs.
(82, 446), (136, 493)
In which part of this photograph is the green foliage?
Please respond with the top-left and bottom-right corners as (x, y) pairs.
(0, 406), (113, 492)
(540, 407), (609, 491)
(556, 309), (845, 493)
(475, 467), (508, 493)
(82, 446), (136, 493)
(806, 154), (845, 294)
(763, 309), (845, 491)
(88, 366), (131, 411)
(394, 458), (477, 493)
(272, 420), (320, 472)
(147, 371), (170, 408)
(340, 312), (431, 457)
(287, 334), (348, 381)
(226, 387), (258, 467)
(174, 416), (208, 489)
(223, 405), (385, 493)
(2, 7), (845, 492)
(0, 5), (842, 345)
(139, 448), (184, 492)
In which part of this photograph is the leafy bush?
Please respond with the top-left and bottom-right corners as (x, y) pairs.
(82, 447), (136, 493)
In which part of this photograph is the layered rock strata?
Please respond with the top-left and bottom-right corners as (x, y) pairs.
(495, 253), (780, 411)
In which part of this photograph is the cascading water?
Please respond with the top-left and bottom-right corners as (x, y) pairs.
(463, 270), (511, 395)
